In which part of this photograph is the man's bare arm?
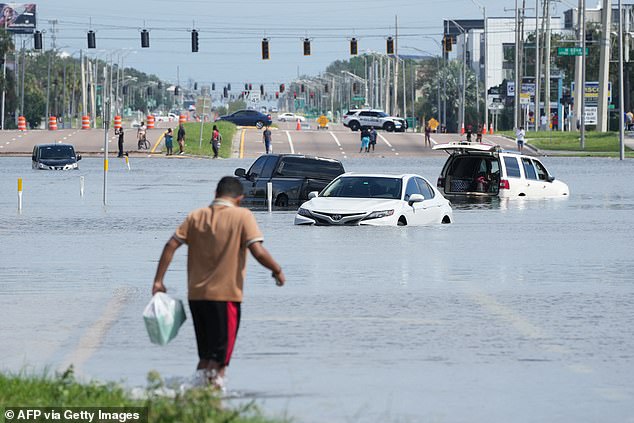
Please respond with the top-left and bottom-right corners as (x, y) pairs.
(152, 237), (182, 294)
(248, 241), (286, 286)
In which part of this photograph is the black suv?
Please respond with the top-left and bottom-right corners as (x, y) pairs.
(234, 154), (345, 208)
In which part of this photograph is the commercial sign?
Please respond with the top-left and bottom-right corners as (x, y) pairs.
(571, 81), (612, 105)
(0, 3), (36, 34)
(507, 82), (536, 97)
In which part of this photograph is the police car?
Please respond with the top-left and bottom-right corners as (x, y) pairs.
(342, 109), (407, 132)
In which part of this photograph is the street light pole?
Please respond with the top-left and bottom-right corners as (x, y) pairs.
(447, 19), (467, 133)
(618, 0), (625, 160)
(471, 0), (488, 131)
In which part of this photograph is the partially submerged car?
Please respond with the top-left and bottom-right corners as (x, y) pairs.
(32, 144), (82, 170)
(294, 173), (453, 226)
(433, 142), (569, 199)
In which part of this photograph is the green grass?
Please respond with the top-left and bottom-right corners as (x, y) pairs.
(155, 122), (237, 158)
(498, 130), (634, 155)
(0, 367), (285, 423)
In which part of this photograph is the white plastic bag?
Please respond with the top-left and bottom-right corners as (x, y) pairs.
(143, 292), (186, 346)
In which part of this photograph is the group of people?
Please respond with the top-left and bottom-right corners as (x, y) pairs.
(359, 127), (378, 153)
(113, 122), (187, 158)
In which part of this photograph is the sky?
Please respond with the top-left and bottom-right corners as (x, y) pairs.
(32, 0), (580, 90)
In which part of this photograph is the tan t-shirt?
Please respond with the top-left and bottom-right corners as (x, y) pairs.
(173, 200), (263, 302)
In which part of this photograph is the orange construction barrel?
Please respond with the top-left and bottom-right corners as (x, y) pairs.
(113, 115), (122, 130)
(179, 114), (187, 124)
(17, 116), (26, 131)
(48, 116), (58, 131)
(81, 115), (90, 129)
(146, 115), (155, 129)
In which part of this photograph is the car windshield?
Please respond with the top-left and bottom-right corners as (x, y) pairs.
(39, 145), (75, 160)
(321, 176), (402, 199)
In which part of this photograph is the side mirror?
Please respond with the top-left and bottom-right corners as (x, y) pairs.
(408, 193), (424, 205)
(547, 175), (555, 182)
(76, 154), (82, 161)
(234, 168), (246, 178)
(308, 191), (318, 199)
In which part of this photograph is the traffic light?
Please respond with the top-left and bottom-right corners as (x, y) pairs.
(260, 84), (264, 95)
(141, 29), (150, 48)
(350, 38), (358, 56)
(261, 38), (270, 60)
(158, 81), (162, 89)
(352, 82), (359, 93)
(174, 86), (180, 96)
(147, 87), (152, 95)
(386, 36), (394, 55)
(191, 30), (199, 52)
(194, 82), (198, 90)
(122, 85), (128, 95)
(244, 83), (248, 90)
(300, 84), (305, 93)
(87, 30), (96, 49)
(249, 83), (252, 90)
(303, 38), (311, 56)
(227, 83), (231, 91)
(324, 83), (329, 93)
(275, 91), (279, 99)
(34, 31), (42, 50)
(585, 30), (593, 43)
(223, 86), (228, 98)
(310, 91), (314, 98)
(212, 82), (215, 91)
(280, 83), (285, 93)
(443, 36), (452, 52)
(293, 91), (297, 99)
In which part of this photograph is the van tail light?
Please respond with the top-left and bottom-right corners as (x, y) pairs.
(437, 177), (445, 188)
(499, 179), (510, 190)
(267, 114), (272, 120)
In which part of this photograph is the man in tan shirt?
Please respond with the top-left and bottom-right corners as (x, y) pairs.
(152, 176), (286, 389)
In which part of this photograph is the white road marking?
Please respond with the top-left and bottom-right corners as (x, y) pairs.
(329, 131), (341, 147)
(377, 133), (393, 148)
(429, 136), (439, 145)
(285, 130), (295, 154)
(0, 145), (3, 148)
(11, 138), (16, 141)
(5, 142), (9, 145)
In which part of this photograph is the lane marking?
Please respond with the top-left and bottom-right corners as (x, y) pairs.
(329, 131), (342, 147)
(285, 130), (295, 154)
(60, 287), (131, 373)
(429, 136), (439, 145)
(377, 133), (393, 148)
(239, 129), (245, 158)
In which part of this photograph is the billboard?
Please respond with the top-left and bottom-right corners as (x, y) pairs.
(0, 3), (36, 34)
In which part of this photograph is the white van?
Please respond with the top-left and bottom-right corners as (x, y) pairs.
(433, 142), (569, 199)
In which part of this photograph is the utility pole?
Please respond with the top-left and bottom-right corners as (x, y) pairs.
(574, 0), (584, 133)
(580, 0), (587, 148)
(535, 0), (541, 131)
(544, 0), (551, 131)
(393, 15), (399, 116)
(514, 0), (520, 129)
(597, 0), (612, 132)
(618, 0), (625, 159)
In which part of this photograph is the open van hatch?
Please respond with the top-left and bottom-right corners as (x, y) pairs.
(437, 153), (501, 196)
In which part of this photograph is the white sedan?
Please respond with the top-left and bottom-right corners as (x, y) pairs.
(277, 112), (306, 122)
(294, 173), (453, 226)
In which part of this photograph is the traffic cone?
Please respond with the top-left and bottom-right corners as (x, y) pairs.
(489, 123), (494, 135)
(296, 118), (301, 131)
(460, 122), (465, 135)
(482, 124), (488, 135)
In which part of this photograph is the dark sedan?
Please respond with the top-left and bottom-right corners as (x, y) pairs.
(215, 109), (272, 128)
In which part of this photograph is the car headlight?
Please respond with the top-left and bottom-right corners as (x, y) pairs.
(297, 208), (312, 217)
(365, 209), (394, 220)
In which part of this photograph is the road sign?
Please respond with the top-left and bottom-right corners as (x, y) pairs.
(428, 117), (439, 130)
(352, 96), (365, 102)
(584, 106), (598, 125)
(557, 47), (589, 56)
(520, 93), (531, 105)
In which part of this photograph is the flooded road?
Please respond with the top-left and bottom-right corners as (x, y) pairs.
(1, 155), (633, 423)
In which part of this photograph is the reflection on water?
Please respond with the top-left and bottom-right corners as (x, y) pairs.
(1, 156), (634, 423)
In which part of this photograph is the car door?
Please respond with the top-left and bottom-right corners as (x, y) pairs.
(521, 157), (542, 196)
(241, 156), (268, 205)
(252, 156), (279, 207)
(501, 155), (525, 196)
(531, 158), (552, 195)
(403, 177), (426, 225)
(415, 177), (443, 223)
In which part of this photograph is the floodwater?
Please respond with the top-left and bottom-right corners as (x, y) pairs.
(1, 155), (633, 423)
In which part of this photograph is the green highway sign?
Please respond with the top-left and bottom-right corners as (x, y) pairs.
(557, 47), (589, 56)
(352, 96), (365, 102)
(609, 104), (615, 109)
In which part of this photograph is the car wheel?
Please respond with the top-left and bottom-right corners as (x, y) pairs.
(397, 216), (407, 226)
(255, 121), (264, 129)
(442, 215), (452, 224)
(350, 121), (360, 131)
(275, 194), (289, 208)
(384, 122), (395, 132)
